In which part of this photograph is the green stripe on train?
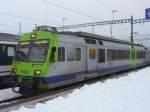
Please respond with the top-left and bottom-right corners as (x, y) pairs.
(130, 47), (137, 69)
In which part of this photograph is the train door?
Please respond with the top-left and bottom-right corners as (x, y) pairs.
(131, 47), (137, 69)
(0, 44), (16, 66)
(87, 47), (97, 73)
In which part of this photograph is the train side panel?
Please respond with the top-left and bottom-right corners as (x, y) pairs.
(97, 41), (131, 75)
(46, 35), (149, 89)
(47, 34), (87, 88)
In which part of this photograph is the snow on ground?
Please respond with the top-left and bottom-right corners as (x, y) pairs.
(0, 88), (19, 101)
(11, 67), (150, 112)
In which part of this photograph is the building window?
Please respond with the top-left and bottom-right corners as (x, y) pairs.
(89, 48), (96, 60)
(98, 49), (105, 63)
(58, 47), (65, 62)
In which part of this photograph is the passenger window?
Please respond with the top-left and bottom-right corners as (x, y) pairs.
(107, 50), (113, 61)
(137, 51), (145, 59)
(98, 49), (105, 63)
(89, 48), (96, 60)
(0, 45), (15, 65)
(98, 41), (103, 45)
(7, 47), (15, 56)
(76, 48), (81, 61)
(107, 49), (130, 61)
(0, 46), (6, 55)
(67, 48), (75, 61)
(58, 47), (65, 62)
(67, 48), (81, 61)
(85, 39), (96, 44)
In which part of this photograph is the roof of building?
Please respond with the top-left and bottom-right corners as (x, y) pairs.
(0, 33), (19, 42)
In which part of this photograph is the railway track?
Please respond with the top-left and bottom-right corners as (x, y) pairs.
(0, 84), (80, 112)
(0, 96), (24, 105)
(0, 77), (17, 90)
(0, 66), (148, 112)
(0, 85), (14, 91)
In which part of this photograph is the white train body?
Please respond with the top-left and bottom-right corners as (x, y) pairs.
(46, 32), (149, 88)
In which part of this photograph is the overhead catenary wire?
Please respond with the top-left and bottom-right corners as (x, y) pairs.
(52, 0), (65, 5)
(93, 0), (132, 36)
(93, 0), (114, 10)
(40, 0), (99, 21)
(0, 23), (33, 31)
(0, 12), (59, 26)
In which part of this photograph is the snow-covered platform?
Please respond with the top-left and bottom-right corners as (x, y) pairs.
(10, 67), (150, 112)
(0, 89), (19, 102)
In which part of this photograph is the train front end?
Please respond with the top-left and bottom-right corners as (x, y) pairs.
(11, 26), (58, 96)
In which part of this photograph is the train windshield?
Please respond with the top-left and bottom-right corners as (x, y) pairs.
(28, 44), (48, 62)
(15, 46), (30, 61)
(15, 40), (49, 62)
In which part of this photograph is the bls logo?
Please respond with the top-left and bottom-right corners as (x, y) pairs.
(21, 70), (29, 74)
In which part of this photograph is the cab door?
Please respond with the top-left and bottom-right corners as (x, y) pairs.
(87, 47), (97, 73)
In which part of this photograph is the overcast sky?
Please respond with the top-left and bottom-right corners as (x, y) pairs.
(0, 0), (150, 40)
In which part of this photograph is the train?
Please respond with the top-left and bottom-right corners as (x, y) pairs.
(0, 33), (18, 86)
(10, 26), (150, 96)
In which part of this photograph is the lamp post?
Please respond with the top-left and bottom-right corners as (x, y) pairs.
(110, 10), (118, 37)
(112, 10), (118, 20)
(62, 18), (67, 31)
(19, 22), (22, 35)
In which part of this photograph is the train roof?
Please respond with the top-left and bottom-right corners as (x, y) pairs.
(0, 33), (19, 42)
(35, 26), (145, 47)
(58, 31), (144, 47)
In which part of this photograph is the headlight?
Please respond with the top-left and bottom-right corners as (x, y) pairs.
(34, 70), (41, 76)
(12, 68), (17, 73)
(31, 34), (36, 39)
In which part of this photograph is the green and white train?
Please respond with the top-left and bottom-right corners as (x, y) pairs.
(11, 26), (150, 96)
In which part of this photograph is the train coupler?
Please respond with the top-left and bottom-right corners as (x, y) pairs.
(19, 80), (38, 97)
(10, 75), (19, 93)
